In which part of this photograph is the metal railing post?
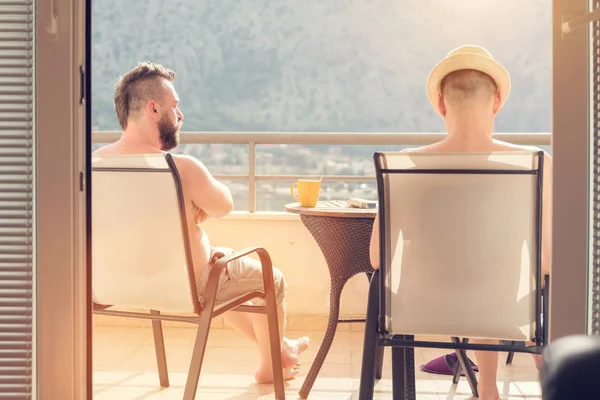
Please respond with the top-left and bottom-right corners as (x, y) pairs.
(249, 141), (256, 213)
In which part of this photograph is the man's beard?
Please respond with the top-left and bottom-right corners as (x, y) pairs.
(158, 116), (181, 151)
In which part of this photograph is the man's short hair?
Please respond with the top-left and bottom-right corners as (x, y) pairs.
(440, 69), (497, 107)
(114, 62), (175, 130)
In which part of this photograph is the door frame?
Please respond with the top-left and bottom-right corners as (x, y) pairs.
(550, 0), (591, 338)
(35, 0), (91, 398)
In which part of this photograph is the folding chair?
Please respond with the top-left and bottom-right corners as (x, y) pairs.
(359, 150), (549, 399)
(91, 153), (285, 400)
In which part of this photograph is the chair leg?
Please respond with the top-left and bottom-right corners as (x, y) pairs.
(358, 271), (380, 400)
(150, 310), (169, 387)
(366, 271), (385, 380)
(451, 337), (478, 398)
(392, 344), (406, 400)
(506, 349), (516, 365)
(264, 276), (285, 400)
(182, 308), (214, 400)
(402, 335), (416, 400)
(452, 338), (469, 384)
(375, 346), (385, 380)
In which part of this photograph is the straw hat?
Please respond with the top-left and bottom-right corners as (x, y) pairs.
(427, 45), (511, 114)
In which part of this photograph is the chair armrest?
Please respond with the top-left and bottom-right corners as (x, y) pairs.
(209, 246), (272, 282)
(201, 246), (274, 312)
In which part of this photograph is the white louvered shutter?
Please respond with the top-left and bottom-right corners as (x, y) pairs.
(0, 0), (34, 398)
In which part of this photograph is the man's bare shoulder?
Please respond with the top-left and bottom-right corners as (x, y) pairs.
(491, 139), (543, 152)
(92, 144), (117, 155)
(170, 154), (211, 179)
(491, 139), (552, 161)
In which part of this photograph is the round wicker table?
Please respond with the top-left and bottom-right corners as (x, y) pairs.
(285, 200), (415, 399)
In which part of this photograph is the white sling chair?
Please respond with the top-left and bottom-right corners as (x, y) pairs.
(91, 153), (285, 400)
(359, 151), (549, 400)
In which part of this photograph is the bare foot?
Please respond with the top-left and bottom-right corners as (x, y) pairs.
(255, 362), (300, 383)
(281, 336), (310, 368)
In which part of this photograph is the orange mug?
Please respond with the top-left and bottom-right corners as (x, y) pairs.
(290, 179), (321, 207)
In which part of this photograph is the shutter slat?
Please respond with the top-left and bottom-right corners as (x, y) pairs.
(0, 99), (30, 105)
(0, 197), (32, 203)
(0, 315), (31, 324)
(0, 207), (32, 214)
(0, 343), (31, 351)
(0, 264), (31, 271)
(0, 169), (32, 175)
(0, 254), (31, 264)
(0, 188), (33, 194)
(0, 326), (31, 334)
(0, 271), (31, 279)
(0, 55), (31, 60)
(0, 227), (32, 233)
(0, 227), (32, 234)
(0, 379), (31, 388)
(0, 308), (30, 317)
(0, 276), (33, 290)
(0, 88), (30, 95)
(0, 367), (30, 376)
(0, 212), (33, 218)
(0, 348), (32, 358)
(0, 334), (30, 343)
(0, 385), (32, 394)
(0, 28), (31, 33)
(0, 161), (31, 166)
(0, 245), (33, 255)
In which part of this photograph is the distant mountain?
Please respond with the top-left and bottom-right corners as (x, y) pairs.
(91, 0), (552, 133)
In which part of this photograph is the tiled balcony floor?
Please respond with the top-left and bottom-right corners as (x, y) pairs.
(93, 326), (542, 399)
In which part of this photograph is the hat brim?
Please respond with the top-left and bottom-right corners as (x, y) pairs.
(427, 53), (511, 115)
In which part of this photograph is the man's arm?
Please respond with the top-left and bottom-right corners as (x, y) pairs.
(174, 155), (233, 219)
(369, 215), (380, 270)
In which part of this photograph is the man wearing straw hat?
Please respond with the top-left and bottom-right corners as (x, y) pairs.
(370, 45), (553, 400)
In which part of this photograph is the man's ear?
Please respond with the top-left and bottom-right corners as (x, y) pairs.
(146, 100), (160, 121)
(437, 93), (447, 117)
(492, 91), (502, 115)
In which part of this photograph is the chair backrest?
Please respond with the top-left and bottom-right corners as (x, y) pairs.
(375, 151), (544, 341)
(92, 153), (199, 313)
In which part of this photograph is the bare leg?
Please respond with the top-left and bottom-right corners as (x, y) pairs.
(223, 303), (309, 383)
(472, 339), (501, 400)
(253, 300), (309, 383)
(216, 257), (309, 383)
(223, 311), (256, 341)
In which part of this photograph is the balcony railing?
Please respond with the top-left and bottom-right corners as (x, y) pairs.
(92, 131), (551, 212)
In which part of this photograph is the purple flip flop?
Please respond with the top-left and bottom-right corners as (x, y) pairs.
(419, 353), (479, 376)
